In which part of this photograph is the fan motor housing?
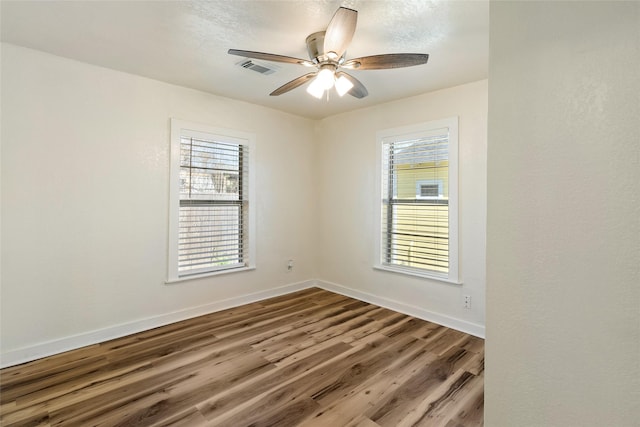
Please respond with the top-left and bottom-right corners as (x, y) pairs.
(306, 31), (326, 62)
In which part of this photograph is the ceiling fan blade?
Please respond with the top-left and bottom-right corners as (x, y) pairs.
(323, 7), (357, 60)
(228, 49), (314, 67)
(270, 73), (317, 96)
(342, 53), (429, 70)
(335, 71), (368, 99)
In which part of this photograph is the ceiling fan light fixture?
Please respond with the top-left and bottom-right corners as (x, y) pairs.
(335, 74), (354, 96)
(306, 77), (326, 99)
(317, 66), (336, 90)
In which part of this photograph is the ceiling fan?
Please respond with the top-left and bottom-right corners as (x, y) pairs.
(228, 6), (429, 99)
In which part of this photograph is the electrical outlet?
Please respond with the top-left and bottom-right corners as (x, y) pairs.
(463, 295), (471, 309)
(287, 259), (294, 272)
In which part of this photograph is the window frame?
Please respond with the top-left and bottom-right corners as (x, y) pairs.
(167, 119), (256, 283)
(374, 117), (460, 284)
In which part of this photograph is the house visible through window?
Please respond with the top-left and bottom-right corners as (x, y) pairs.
(375, 117), (459, 282)
(168, 120), (255, 282)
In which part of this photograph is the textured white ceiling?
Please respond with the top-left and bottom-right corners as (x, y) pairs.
(0, 0), (489, 119)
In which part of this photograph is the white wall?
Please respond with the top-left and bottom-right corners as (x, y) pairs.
(486, 2), (640, 426)
(0, 43), (319, 364)
(316, 80), (487, 336)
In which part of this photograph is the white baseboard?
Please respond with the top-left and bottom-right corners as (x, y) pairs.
(314, 279), (485, 339)
(1, 278), (485, 368)
(0, 280), (314, 368)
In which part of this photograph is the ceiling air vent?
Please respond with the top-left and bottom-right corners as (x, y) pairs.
(237, 59), (278, 75)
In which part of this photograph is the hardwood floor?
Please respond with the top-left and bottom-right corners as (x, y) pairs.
(0, 288), (484, 426)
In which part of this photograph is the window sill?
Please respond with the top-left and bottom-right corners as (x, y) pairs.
(373, 264), (462, 285)
(166, 266), (255, 285)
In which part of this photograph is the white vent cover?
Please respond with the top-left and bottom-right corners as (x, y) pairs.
(236, 59), (279, 75)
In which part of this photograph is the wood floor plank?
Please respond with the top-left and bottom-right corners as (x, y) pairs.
(298, 340), (439, 426)
(196, 341), (353, 422)
(0, 288), (484, 426)
(443, 376), (484, 427)
(424, 328), (472, 356)
(365, 351), (471, 426)
(202, 343), (382, 425)
(0, 403), (50, 427)
(247, 301), (358, 350)
(309, 336), (422, 404)
(147, 407), (208, 427)
(1, 355), (110, 403)
(271, 330), (363, 368)
(9, 342), (253, 424)
(459, 335), (485, 354)
(47, 347), (273, 426)
(0, 345), (103, 383)
(262, 304), (380, 364)
(298, 408), (382, 427)
(408, 371), (484, 427)
(218, 397), (321, 427)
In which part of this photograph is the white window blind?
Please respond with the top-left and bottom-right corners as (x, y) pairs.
(179, 137), (248, 275)
(168, 120), (255, 282)
(376, 118), (459, 282)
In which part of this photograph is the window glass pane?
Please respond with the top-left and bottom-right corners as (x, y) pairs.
(384, 203), (449, 272)
(382, 128), (450, 276)
(178, 204), (242, 273)
(178, 135), (246, 275)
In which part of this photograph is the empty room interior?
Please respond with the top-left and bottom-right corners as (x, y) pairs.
(1, 1), (638, 426)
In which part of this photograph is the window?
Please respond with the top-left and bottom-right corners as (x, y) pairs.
(375, 117), (459, 283)
(168, 119), (255, 282)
